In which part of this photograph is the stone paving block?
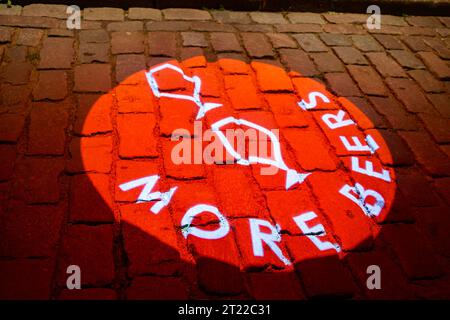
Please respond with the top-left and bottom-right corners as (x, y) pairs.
(0, 113), (26, 142)
(323, 23), (365, 34)
(389, 49), (425, 69)
(0, 145), (16, 181)
(311, 51), (345, 72)
(38, 37), (74, 69)
(409, 69), (445, 93)
(212, 10), (251, 24)
(417, 114), (450, 143)
(250, 12), (288, 24)
(146, 21), (191, 31)
(117, 113), (157, 158)
(266, 33), (297, 48)
(0, 84), (31, 107)
(13, 157), (64, 204)
(0, 201), (64, 257)
(275, 23), (322, 33)
(365, 128), (413, 165)
(79, 29), (109, 43)
(323, 13), (367, 24)
(74, 64), (111, 92)
(148, 32), (177, 57)
(373, 34), (405, 50)
(0, 61), (32, 85)
(286, 12), (326, 24)
(319, 33), (351, 46)
(401, 36), (430, 52)
(333, 46), (367, 65)
(0, 259), (54, 299)
(0, 4), (22, 16)
(67, 135), (113, 174)
(74, 94), (113, 135)
(121, 202), (182, 276)
(293, 34), (328, 52)
(163, 8), (211, 21)
(127, 276), (188, 299)
(59, 225), (115, 286)
(107, 21), (144, 32)
(366, 52), (407, 77)
(422, 38), (450, 59)
(210, 32), (242, 52)
(400, 131), (450, 176)
(427, 93), (450, 118)
(235, 24), (274, 33)
(381, 224), (442, 279)
(69, 173), (114, 223)
(48, 28), (74, 37)
(386, 77), (436, 114)
(279, 48), (319, 76)
(405, 16), (443, 27)
(402, 26), (436, 36)
(0, 15), (61, 28)
(181, 32), (208, 47)
(128, 8), (162, 21)
(251, 61), (294, 92)
(79, 42), (109, 63)
(347, 65), (388, 96)
(32, 71), (68, 101)
(247, 271), (305, 299)
(418, 51), (450, 79)
(0, 27), (13, 43)
(180, 47), (205, 63)
(241, 33), (274, 58)
(28, 101), (69, 155)
(344, 96), (387, 129)
(325, 72), (362, 97)
(368, 96), (420, 130)
(58, 288), (118, 300)
(16, 28), (44, 46)
(191, 21), (236, 32)
(382, 15), (408, 26)
(111, 31), (145, 54)
(351, 34), (383, 52)
(22, 4), (67, 19)
(4, 46), (27, 62)
(115, 54), (146, 83)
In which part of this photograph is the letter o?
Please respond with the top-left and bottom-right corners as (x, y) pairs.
(181, 204), (230, 240)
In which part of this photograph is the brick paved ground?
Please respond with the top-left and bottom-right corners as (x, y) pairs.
(0, 5), (450, 300)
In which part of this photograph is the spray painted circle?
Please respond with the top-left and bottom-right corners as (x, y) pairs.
(80, 57), (396, 298)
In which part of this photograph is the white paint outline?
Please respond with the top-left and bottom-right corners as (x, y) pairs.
(145, 63), (222, 120)
(211, 116), (311, 190)
(298, 91), (330, 110)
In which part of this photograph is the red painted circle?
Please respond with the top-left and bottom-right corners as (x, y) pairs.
(81, 57), (396, 298)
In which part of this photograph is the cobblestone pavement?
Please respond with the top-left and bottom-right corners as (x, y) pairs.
(0, 4), (450, 300)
